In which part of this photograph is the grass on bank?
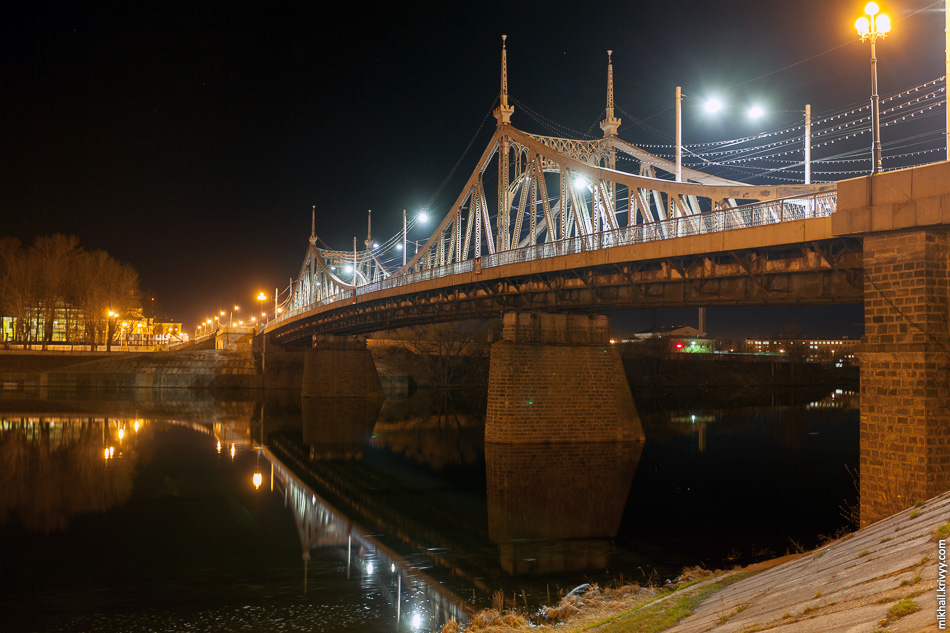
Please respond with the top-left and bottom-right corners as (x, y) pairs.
(448, 569), (753, 633)
(563, 572), (751, 633)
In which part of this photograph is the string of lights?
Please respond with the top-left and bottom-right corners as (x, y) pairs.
(343, 72), (950, 268)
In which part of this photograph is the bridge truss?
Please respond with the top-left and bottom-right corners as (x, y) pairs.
(275, 42), (837, 334)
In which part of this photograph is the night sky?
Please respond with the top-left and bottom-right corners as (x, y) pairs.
(2, 1), (945, 338)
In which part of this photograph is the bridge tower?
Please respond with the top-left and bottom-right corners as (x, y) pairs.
(484, 43), (643, 445)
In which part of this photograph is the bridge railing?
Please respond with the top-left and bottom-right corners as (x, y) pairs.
(274, 190), (836, 322)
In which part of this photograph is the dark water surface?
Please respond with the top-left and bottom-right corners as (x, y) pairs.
(0, 386), (858, 632)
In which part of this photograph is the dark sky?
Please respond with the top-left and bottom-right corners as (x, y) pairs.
(1, 1), (945, 338)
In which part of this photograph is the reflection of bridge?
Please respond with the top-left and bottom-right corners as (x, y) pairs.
(263, 446), (470, 631)
(259, 39), (950, 527)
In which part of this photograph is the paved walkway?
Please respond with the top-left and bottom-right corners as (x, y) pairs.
(662, 491), (948, 633)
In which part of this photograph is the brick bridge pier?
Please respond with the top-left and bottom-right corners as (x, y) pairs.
(834, 161), (950, 525)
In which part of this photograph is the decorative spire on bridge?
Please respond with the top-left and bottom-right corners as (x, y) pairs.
(600, 50), (621, 137)
(309, 205), (317, 246)
(365, 209), (373, 250)
(493, 35), (514, 126)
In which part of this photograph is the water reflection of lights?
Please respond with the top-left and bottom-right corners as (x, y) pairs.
(103, 446), (115, 460)
(806, 390), (859, 410)
(216, 441), (222, 453)
(670, 414), (716, 424)
(252, 472), (263, 489)
(230, 444), (235, 459)
(133, 420), (140, 433)
(118, 428), (125, 440)
(265, 449), (471, 630)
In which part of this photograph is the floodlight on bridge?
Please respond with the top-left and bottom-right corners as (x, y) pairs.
(704, 97), (723, 113)
(402, 209), (430, 266)
(748, 105), (764, 119)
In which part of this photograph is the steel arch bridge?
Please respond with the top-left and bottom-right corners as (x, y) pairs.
(266, 40), (848, 345)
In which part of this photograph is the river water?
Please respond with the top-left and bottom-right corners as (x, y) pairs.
(0, 385), (858, 632)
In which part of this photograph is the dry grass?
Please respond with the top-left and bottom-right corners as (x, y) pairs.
(444, 566), (736, 633)
(878, 598), (921, 627)
(464, 609), (531, 631)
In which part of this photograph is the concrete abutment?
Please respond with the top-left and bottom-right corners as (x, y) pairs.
(485, 312), (645, 444)
(834, 162), (950, 525)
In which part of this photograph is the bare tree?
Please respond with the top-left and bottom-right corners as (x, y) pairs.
(33, 234), (80, 347)
(72, 250), (140, 347)
(0, 236), (141, 347)
(0, 238), (38, 344)
(381, 319), (499, 385)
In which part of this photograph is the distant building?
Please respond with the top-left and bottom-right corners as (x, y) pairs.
(624, 325), (715, 353)
(744, 337), (858, 365)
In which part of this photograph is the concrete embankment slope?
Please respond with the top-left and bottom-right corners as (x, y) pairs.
(661, 491), (948, 633)
(1, 350), (258, 389)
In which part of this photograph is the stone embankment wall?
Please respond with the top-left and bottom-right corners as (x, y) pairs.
(1, 350), (259, 390)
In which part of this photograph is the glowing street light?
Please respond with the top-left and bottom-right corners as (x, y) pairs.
(257, 292), (267, 326)
(703, 97), (723, 114)
(675, 87), (812, 184)
(106, 310), (117, 352)
(855, 1), (891, 174)
(230, 305), (239, 327)
(402, 209), (429, 267)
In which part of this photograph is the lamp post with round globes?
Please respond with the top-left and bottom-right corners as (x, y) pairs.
(856, 1), (891, 175)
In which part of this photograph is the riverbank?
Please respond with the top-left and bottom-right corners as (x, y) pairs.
(0, 349), (258, 390)
(447, 490), (948, 633)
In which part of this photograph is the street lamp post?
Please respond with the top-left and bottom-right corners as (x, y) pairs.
(675, 86), (683, 183)
(401, 210), (428, 268)
(676, 87), (812, 184)
(856, 1), (891, 175)
(257, 292), (267, 389)
(106, 310), (116, 352)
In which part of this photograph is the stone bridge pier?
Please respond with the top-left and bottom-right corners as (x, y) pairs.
(834, 162), (950, 525)
(485, 311), (645, 444)
(301, 335), (383, 399)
